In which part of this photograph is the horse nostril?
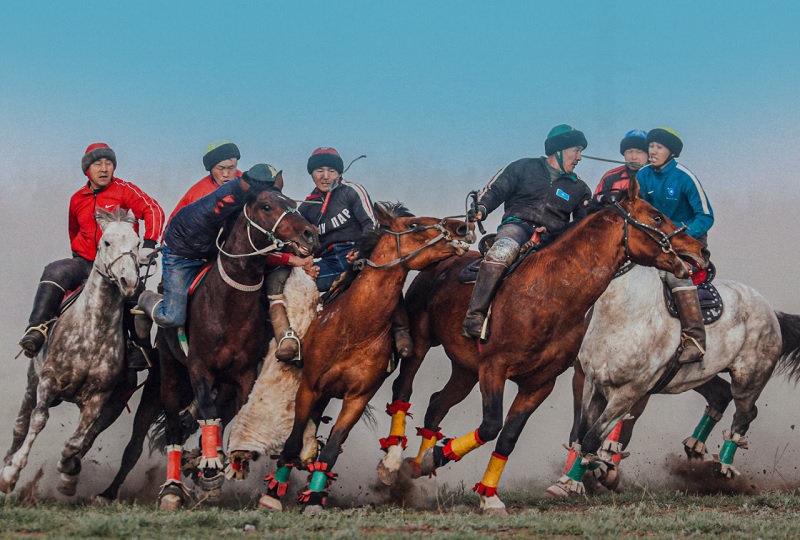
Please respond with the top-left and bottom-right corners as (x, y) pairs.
(456, 224), (468, 237)
(119, 277), (128, 289)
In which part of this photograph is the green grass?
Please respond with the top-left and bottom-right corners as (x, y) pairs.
(2, 488), (800, 539)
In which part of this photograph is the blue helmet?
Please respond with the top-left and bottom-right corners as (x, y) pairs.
(620, 130), (648, 155)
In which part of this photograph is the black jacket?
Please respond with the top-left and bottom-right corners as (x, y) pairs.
(299, 180), (377, 250)
(478, 157), (591, 234)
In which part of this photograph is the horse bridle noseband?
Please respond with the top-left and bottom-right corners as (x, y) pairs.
(608, 201), (686, 260)
(96, 249), (139, 288)
(353, 217), (460, 271)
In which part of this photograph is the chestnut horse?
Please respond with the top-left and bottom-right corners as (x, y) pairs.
(376, 180), (708, 514)
(156, 184), (319, 510)
(545, 266), (800, 497)
(259, 203), (474, 513)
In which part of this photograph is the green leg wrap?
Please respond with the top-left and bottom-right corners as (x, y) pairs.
(566, 456), (588, 482)
(691, 414), (718, 443)
(719, 439), (738, 465)
(309, 470), (328, 492)
(274, 465), (291, 484)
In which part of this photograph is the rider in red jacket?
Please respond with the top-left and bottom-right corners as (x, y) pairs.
(19, 143), (165, 363)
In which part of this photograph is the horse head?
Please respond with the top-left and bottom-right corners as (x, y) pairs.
(94, 207), (141, 297)
(244, 182), (319, 258)
(368, 202), (475, 270)
(613, 178), (708, 278)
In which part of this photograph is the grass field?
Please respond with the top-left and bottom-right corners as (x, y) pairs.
(2, 486), (800, 539)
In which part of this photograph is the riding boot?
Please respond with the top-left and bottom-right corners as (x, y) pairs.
(19, 282), (66, 357)
(392, 296), (414, 359)
(126, 340), (153, 371)
(461, 260), (507, 339)
(134, 290), (163, 331)
(269, 297), (301, 366)
(673, 288), (706, 364)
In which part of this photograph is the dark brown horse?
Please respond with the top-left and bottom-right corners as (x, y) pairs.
(258, 203), (474, 513)
(155, 182), (318, 510)
(376, 180), (708, 514)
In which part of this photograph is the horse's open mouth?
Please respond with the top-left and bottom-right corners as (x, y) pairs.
(449, 239), (471, 254)
(678, 251), (708, 271)
(297, 245), (311, 257)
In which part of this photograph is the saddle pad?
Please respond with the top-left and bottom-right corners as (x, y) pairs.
(457, 244), (540, 284)
(188, 263), (213, 296)
(663, 281), (723, 324)
(59, 285), (83, 315)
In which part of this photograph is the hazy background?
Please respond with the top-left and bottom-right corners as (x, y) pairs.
(2, 1), (800, 504)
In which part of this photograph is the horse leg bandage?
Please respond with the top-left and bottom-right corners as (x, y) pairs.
(166, 445), (182, 483)
(562, 442), (581, 474)
(683, 406), (723, 456)
(199, 419), (224, 469)
(443, 429), (485, 461)
(473, 452), (508, 497)
(414, 427), (444, 464)
(713, 430), (748, 478)
(379, 400), (411, 450)
(264, 464), (293, 497)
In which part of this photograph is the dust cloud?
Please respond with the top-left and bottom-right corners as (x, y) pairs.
(2, 160), (800, 507)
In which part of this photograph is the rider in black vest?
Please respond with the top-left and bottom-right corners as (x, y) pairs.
(463, 125), (592, 339)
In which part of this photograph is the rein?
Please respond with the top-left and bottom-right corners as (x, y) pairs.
(96, 250), (139, 288)
(608, 202), (686, 260)
(353, 217), (459, 271)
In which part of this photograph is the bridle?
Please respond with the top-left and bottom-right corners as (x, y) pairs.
(353, 217), (461, 271)
(607, 201), (686, 260)
(96, 248), (139, 288)
(214, 199), (301, 292)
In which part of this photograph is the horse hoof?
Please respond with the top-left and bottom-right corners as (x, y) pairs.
(159, 493), (184, 511)
(92, 494), (113, 506)
(376, 460), (398, 486)
(58, 473), (79, 496)
(303, 504), (325, 515)
(598, 468), (621, 492)
(545, 481), (571, 498)
(377, 444), (404, 485)
(419, 449), (436, 476)
(198, 470), (225, 494)
(480, 495), (507, 516)
(0, 472), (14, 495)
(258, 494), (283, 511)
(403, 458), (423, 479)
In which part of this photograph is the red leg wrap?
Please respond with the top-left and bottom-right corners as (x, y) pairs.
(416, 427), (444, 440)
(385, 400), (412, 417)
(472, 482), (498, 497)
(379, 435), (408, 450)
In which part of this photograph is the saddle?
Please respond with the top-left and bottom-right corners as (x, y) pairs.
(662, 262), (723, 325)
(457, 233), (540, 284)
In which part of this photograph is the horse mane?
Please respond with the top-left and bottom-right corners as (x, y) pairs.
(95, 206), (136, 226)
(320, 201), (414, 304)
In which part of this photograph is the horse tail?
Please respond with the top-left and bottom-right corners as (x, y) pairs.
(148, 405), (199, 455)
(775, 311), (800, 384)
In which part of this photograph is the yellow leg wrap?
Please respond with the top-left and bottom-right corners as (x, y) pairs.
(414, 435), (439, 464)
(480, 453), (508, 489)
(444, 429), (484, 461)
(389, 411), (407, 438)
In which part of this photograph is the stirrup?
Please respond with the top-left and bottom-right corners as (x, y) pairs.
(17, 324), (50, 359)
(277, 329), (303, 368)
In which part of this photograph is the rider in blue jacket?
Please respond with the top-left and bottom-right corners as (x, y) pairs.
(637, 127), (713, 363)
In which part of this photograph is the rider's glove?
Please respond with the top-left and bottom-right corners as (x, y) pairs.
(467, 204), (486, 223)
(137, 246), (157, 266)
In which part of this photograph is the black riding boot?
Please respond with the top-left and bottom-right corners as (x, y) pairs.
(124, 294), (153, 371)
(673, 288), (706, 364)
(19, 282), (66, 357)
(461, 260), (507, 340)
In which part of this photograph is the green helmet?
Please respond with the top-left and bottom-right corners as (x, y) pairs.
(544, 124), (588, 156)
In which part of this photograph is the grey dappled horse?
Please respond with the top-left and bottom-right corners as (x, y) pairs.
(1, 208), (141, 497)
(547, 264), (800, 496)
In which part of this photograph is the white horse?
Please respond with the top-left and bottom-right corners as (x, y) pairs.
(547, 264), (800, 496)
(1, 208), (141, 496)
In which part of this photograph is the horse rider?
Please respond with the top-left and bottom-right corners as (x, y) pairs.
(135, 163), (305, 355)
(142, 142), (312, 364)
(463, 124), (593, 339)
(594, 129), (650, 198)
(637, 127), (714, 363)
(296, 147), (414, 358)
(18, 142), (165, 371)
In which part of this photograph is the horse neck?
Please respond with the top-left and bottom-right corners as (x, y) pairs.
(218, 212), (271, 279)
(340, 236), (409, 320)
(71, 267), (125, 332)
(528, 212), (629, 309)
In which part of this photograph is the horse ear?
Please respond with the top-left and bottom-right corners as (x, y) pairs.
(95, 207), (113, 231)
(373, 202), (394, 227)
(274, 170), (284, 192)
(628, 177), (640, 200)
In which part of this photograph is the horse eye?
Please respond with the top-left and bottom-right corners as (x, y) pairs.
(408, 223), (419, 229)
(263, 205), (271, 212)
(103, 240), (110, 247)
(653, 215), (663, 224)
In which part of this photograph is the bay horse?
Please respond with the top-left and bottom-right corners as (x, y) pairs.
(156, 182), (319, 510)
(544, 264), (800, 497)
(376, 179), (708, 514)
(1, 208), (141, 497)
(260, 203), (474, 513)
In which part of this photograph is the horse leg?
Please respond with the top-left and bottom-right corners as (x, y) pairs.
(422, 362), (504, 476)
(475, 379), (557, 515)
(299, 393), (372, 514)
(556, 360), (585, 480)
(378, 317), (433, 485)
(187, 369), (225, 499)
(682, 376), (732, 459)
(0, 375), (58, 494)
(96, 368), (162, 502)
(158, 347), (192, 511)
(3, 361), (39, 467)
(57, 392), (118, 496)
(413, 363), (479, 476)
